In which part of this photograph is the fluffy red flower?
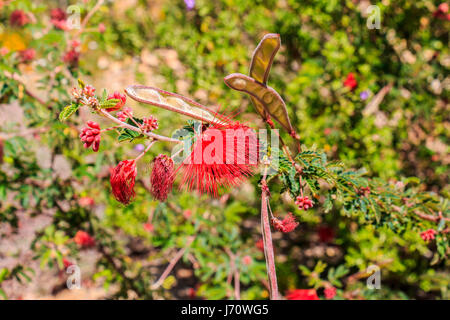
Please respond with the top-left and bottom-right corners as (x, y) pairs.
(324, 286), (337, 299)
(420, 229), (437, 242)
(286, 289), (319, 300)
(179, 116), (259, 196)
(271, 212), (299, 233)
(150, 154), (175, 201)
(50, 8), (67, 30)
(18, 48), (35, 62)
(73, 231), (95, 247)
(106, 91), (126, 112)
(256, 239), (264, 252)
(343, 72), (358, 90)
(10, 10), (29, 27)
(79, 121), (101, 152)
(110, 160), (137, 205)
(295, 196), (314, 211)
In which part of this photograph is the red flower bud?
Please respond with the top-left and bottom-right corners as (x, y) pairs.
(150, 154), (175, 201)
(343, 72), (358, 90)
(79, 121), (101, 152)
(286, 289), (319, 300)
(142, 115), (159, 132)
(420, 229), (437, 242)
(110, 160), (137, 205)
(295, 196), (314, 211)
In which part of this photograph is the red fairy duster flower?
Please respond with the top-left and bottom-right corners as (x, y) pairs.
(286, 289), (319, 300)
(271, 212), (299, 233)
(343, 72), (358, 90)
(143, 223), (154, 232)
(324, 286), (337, 299)
(179, 116), (259, 196)
(106, 91), (126, 112)
(50, 8), (67, 30)
(79, 121), (101, 152)
(256, 239), (264, 252)
(10, 10), (29, 27)
(420, 229), (437, 242)
(110, 160), (137, 205)
(295, 196), (314, 211)
(73, 231), (95, 248)
(150, 154), (175, 201)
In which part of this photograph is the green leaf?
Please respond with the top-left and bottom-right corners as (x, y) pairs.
(59, 103), (79, 121)
(99, 98), (119, 109)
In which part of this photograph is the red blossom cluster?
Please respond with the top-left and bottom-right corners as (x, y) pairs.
(433, 3), (450, 20)
(10, 10), (29, 27)
(343, 72), (358, 90)
(50, 8), (67, 30)
(110, 160), (137, 205)
(73, 230), (95, 247)
(79, 121), (101, 152)
(63, 40), (81, 66)
(150, 154), (175, 201)
(295, 195), (314, 211)
(18, 48), (35, 63)
(142, 116), (159, 132)
(286, 289), (319, 300)
(420, 229), (437, 242)
(116, 107), (133, 121)
(271, 212), (299, 233)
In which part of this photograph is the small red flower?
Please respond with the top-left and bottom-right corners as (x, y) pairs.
(50, 8), (67, 30)
(242, 255), (252, 266)
(183, 209), (192, 219)
(78, 196), (95, 207)
(63, 258), (74, 269)
(271, 212), (299, 233)
(142, 115), (159, 132)
(420, 229), (437, 242)
(324, 286), (337, 299)
(10, 10), (29, 27)
(106, 91), (126, 112)
(98, 23), (106, 33)
(63, 49), (80, 66)
(116, 107), (133, 121)
(83, 85), (96, 98)
(286, 289), (319, 300)
(110, 160), (137, 205)
(295, 196), (314, 211)
(343, 72), (358, 90)
(143, 223), (154, 232)
(150, 154), (175, 201)
(256, 239), (264, 252)
(73, 231), (95, 248)
(79, 121), (101, 152)
(179, 115), (259, 196)
(433, 3), (450, 21)
(18, 48), (35, 63)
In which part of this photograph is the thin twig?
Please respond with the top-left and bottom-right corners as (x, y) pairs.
(150, 235), (196, 290)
